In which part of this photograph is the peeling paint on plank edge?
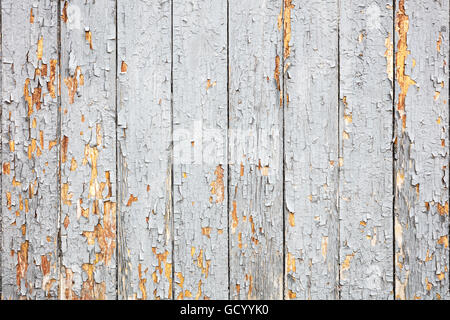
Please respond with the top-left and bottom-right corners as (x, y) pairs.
(2, 0), (60, 299)
(59, 0), (117, 300)
(56, 0), (63, 301)
(280, 0), (286, 300)
(114, 0), (119, 301)
(394, 0), (449, 300)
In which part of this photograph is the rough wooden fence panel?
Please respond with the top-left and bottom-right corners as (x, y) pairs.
(229, 0), (284, 300)
(284, 0), (339, 300)
(0, 0), (449, 300)
(1, 0), (59, 299)
(394, 0), (449, 300)
(339, 0), (394, 299)
(59, 0), (117, 300)
(117, 0), (172, 300)
(172, 0), (228, 300)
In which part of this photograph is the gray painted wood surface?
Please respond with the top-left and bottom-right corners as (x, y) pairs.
(0, 0), (449, 300)
(284, 0), (339, 300)
(2, 1), (58, 299)
(172, 0), (228, 300)
(59, 0), (117, 300)
(229, 0), (283, 300)
(1, 0), (59, 299)
(117, 0), (172, 300)
(339, 0), (394, 299)
(394, 0), (449, 300)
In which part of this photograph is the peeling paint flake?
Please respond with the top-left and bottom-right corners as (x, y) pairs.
(210, 165), (224, 203)
(283, 0), (294, 59)
(395, 0), (416, 128)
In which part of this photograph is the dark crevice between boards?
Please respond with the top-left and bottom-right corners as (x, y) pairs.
(57, 0), (63, 300)
(337, 0), (341, 300)
(445, 0), (450, 297)
(170, 0), (175, 302)
(281, 0), (286, 300)
(114, 0), (119, 300)
(226, 0), (231, 301)
(392, 0), (396, 300)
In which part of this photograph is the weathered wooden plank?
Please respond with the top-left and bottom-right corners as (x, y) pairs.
(59, 0), (117, 300)
(173, 0), (228, 300)
(117, 0), (172, 300)
(284, 0), (339, 299)
(1, 0), (59, 299)
(229, 0), (283, 300)
(394, 0), (449, 300)
(339, 1), (394, 299)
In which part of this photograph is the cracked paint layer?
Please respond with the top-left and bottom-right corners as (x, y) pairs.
(1, 0), (449, 302)
(339, 1), (394, 299)
(394, 0), (449, 300)
(284, 0), (339, 299)
(2, 1), (59, 299)
(1, 0), (60, 299)
(229, 0), (283, 300)
(172, 0), (228, 300)
(59, 0), (117, 300)
(117, 0), (172, 300)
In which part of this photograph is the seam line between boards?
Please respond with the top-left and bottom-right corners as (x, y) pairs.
(115, 0), (119, 300)
(281, 0), (286, 301)
(337, 0), (341, 300)
(226, 0), (231, 301)
(57, 0), (63, 300)
(392, 0), (397, 301)
(170, 0), (175, 301)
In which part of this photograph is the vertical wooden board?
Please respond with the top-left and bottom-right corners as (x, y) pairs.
(394, 0), (449, 300)
(117, 0), (172, 300)
(59, 0), (117, 300)
(339, 1), (394, 299)
(1, 0), (59, 299)
(284, 0), (339, 299)
(229, 0), (283, 300)
(173, 0), (228, 300)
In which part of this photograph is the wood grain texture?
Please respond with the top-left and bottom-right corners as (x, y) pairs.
(1, 0), (59, 299)
(117, 0), (172, 300)
(59, 0), (117, 300)
(394, 0), (449, 300)
(229, 0), (284, 300)
(339, 0), (394, 299)
(172, 0), (228, 300)
(0, 0), (449, 301)
(284, 0), (339, 300)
